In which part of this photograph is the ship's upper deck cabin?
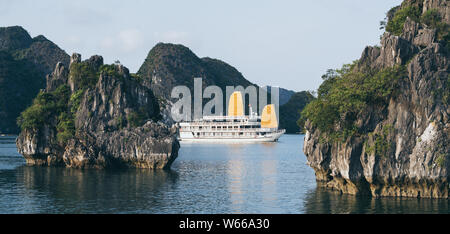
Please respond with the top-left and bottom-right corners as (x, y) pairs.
(179, 91), (279, 133)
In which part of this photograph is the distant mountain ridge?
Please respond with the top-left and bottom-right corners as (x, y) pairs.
(263, 86), (296, 106)
(279, 91), (315, 134)
(0, 26), (69, 133)
(0, 26), (69, 75)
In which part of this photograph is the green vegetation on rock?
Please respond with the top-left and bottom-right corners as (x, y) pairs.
(69, 62), (98, 90)
(17, 84), (74, 144)
(301, 62), (407, 140)
(364, 124), (394, 157)
(115, 115), (125, 130)
(385, 4), (449, 49)
(69, 89), (84, 114)
(436, 153), (447, 167)
(443, 75), (450, 105)
(127, 105), (161, 128)
(99, 64), (121, 78)
(56, 111), (75, 144)
(386, 5), (421, 35)
(127, 110), (146, 128)
(421, 9), (449, 48)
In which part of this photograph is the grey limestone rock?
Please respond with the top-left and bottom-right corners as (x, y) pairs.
(17, 53), (179, 169)
(304, 0), (449, 198)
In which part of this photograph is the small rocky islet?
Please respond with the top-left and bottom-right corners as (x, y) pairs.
(16, 54), (179, 169)
(302, 0), (449, 198)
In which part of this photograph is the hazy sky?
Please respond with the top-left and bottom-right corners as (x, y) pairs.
(1, 0), (402, 92)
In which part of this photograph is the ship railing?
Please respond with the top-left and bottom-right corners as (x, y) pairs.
(182, 121), (260, 126)
(200, 115), (260, 121)
(179, 128), (280, 133)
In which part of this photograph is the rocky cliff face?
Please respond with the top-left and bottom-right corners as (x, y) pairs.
(16, 54), (179, 169)
(0, 26), (69, 133)
(303, 0), (449, 198)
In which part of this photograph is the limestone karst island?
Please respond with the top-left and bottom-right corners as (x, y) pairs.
(0, 0), (448, 219)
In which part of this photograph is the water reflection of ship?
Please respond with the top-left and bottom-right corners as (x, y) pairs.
(226, 145), (279, 213)
(179, 91), (285, 142)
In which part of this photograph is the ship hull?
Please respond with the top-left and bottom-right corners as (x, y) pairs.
(178, 130), (285, 143)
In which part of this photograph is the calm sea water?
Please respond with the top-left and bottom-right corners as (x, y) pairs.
(0, 135), (448, 214)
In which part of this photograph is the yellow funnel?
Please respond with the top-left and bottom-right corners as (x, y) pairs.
(228, 91), (244, 117)
(261, 104), (278, 128)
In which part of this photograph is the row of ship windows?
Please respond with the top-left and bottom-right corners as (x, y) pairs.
(183, 125), (257, 130)
(194, 132), (265, 137)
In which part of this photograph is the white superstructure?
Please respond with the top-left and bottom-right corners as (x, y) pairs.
(178, 91), (285, 142)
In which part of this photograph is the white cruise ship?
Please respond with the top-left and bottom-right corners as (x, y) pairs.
(178, 91), (285, 142)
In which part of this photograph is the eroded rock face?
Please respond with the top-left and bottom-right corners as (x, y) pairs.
(46, 62), (68, 91)
(304, 0), (449, 198)
(423, 0), (450, 24)
(17, 54), (179, 169)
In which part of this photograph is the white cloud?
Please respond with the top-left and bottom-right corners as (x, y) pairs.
(119, 29), (144, 52)
(100, 29), (144, 53)
(66, 35), (81, 44)
(0, 0), (14, 15)
(100, 37), (115, 49)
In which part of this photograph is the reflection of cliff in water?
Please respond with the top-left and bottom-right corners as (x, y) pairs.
(304, 184), (449, 214)
(15, 166), (178, 213)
